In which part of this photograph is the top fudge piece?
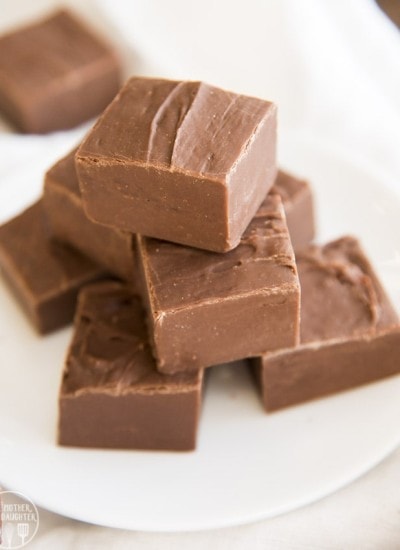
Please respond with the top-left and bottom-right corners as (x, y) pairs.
(137, 193), (300, 373)
(256, 236), (400, 410)
(0, 9), (121, 133)
(76, 77), (277, 252)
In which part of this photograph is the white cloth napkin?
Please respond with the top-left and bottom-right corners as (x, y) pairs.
(98, 0), (400, 179)
(1, 0), (400, 548)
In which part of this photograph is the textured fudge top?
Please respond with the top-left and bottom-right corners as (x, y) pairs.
(139, 193), (298, 311)
(61, 281), (202, 396)
(46, 148), (80, 196)
(0, 201), (102, 300)
(0, 9), (117, 94)
(298, 237), (399, 344)
(271, 170), (309, 205)
(77, 77), (276, 181)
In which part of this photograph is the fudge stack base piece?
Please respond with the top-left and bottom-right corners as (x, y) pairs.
(258, 329), (400, 411)
(76, 77), (277, 252)
(58, 282), (203, 451)
(137, 193), (300, 374)
(0, 201), (106, 334)
(255, 236), (400, 411)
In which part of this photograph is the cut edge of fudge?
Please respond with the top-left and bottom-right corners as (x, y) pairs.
(136, 193), (300, 373)
(254, 235), (400, 411)
(139, 194), (299, 312)
(43, 148), (136, 282)
(58, 281), (204, 451)
(255, 326), (400, 411)
(0, 201), (107, 334)
(272, 170), (310, 204)
(271, 169), (316, 253)
(45, 148), (81, 201)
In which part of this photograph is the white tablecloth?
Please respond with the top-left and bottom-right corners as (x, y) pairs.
(1, 0), (400, 547)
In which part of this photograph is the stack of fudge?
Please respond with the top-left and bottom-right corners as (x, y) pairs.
(1, 77), (400, 452)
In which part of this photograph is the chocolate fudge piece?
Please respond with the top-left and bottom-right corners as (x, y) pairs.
(58, 281), (203, 451)
(44, 148), (135, 282)
(254, 236), (400, 411)
(76, 77), (277, 252)
(272, 170), (315, 253)
(137, 193), (300, 374)
(0, 9), (121, 133)
(0, 201), (106, 334)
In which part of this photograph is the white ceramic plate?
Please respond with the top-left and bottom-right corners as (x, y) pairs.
(1, 131), (400, 532)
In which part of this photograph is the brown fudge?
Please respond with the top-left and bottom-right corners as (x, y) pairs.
(0, 201), (106, 334)
(0, 9), (121, 133)
(272, 170), (315, 253)
(254, 236), (400, 411)
(137, 193), (300, 374)
(76, 77), (277, 252)
(44, 148), (135, 282)
(58, 281), (203, 451)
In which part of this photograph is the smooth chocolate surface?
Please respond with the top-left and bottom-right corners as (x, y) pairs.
(58, 281), (203, 450)
(138, 193), (300, 373)
(76, 77), (277, 252)
(255, 236), (400, 411)
(44, 149), (136, 282)
(272, 170), (315, 253)
(0, 9), (121, 133)
(0, 201), (106, 334)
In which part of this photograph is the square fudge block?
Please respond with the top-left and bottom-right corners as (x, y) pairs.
(272, 170), (315, 253)
(0, 201), (107, 334)
(76, 77), (277, 252)
(0, 9), (121, 133)
(58, 281), (203, 451)
(137, 193), (300, 374)
(254, 236), (400, 411)
(44, 148), (136, 282)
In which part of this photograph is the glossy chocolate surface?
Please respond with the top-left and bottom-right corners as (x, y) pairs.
(138, 193), (300, 373)
(0, 201), (106, 334)
(255, 237), (400, 410)
(76, 77), (277, 251)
